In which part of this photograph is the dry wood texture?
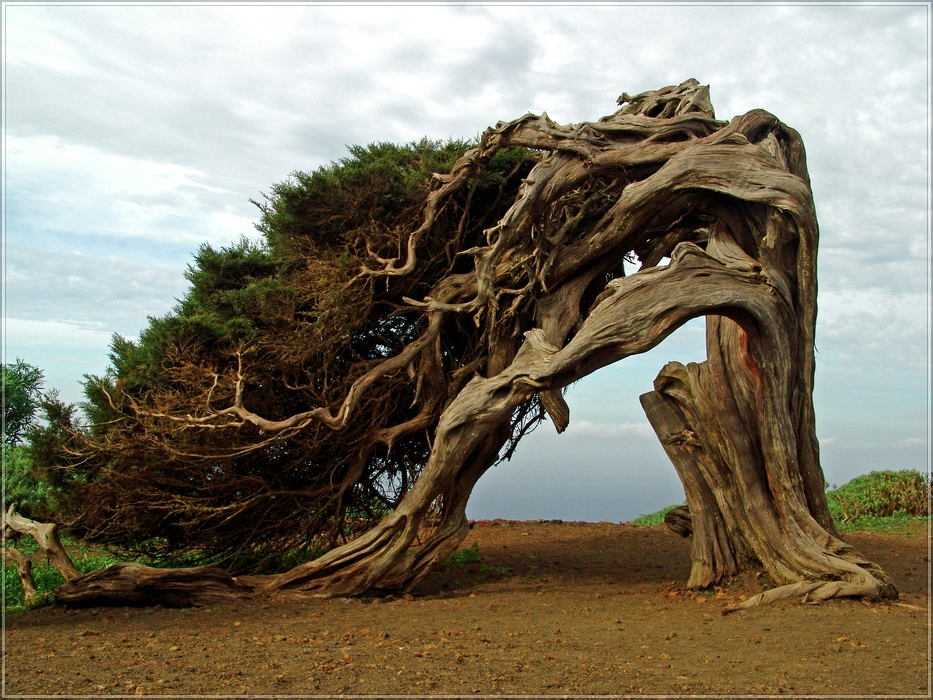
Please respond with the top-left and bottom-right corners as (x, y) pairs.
(32, 81), (895, 608)
(3, 505), (80, 582)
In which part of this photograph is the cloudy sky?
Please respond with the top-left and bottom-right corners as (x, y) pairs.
(3, 3), (929, 522)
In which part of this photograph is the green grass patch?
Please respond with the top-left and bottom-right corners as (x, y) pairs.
(633, 471), (930, 533)
(832, 513), (930, 534)
(440, 542), (511, 579)
(4, 535), (124, 613)
(827, 469), (930, 531)
(479, 564), (512, 574)
(632, 504), (682, 526)
(443, 541), (481, 567)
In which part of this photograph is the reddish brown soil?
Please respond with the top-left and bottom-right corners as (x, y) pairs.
(4, 520), (929, 696)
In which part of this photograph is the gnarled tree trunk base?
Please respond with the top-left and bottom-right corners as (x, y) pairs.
(19, 81), (899, 612)
(38, 242), (898, 610)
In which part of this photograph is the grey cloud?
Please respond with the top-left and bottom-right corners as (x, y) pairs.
(815, 288), (926, 372)
(3, 4), (928, 518)
(5, 246), (189, 338)
(439, 33), (536, 99)
(5, 68), (282, 210)
(7, 9), (356, 196)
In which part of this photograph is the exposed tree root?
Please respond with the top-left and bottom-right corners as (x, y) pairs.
(722, 574), (897, 615)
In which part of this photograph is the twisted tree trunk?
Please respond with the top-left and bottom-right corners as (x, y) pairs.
(42, 80), (897, 609)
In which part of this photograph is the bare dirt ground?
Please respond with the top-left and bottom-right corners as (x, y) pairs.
(4, 520), (929, 697)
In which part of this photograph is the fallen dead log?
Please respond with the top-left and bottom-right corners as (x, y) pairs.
(53, 562), (255, 608)
(2, 505), (255, 608)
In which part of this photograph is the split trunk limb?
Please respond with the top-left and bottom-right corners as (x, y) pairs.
(261, 365), (523, 598)
(640, 319), (896, 599)
(528, 244), (895, 602)
(640, 389), (755, 588)
(3, 505), (80, 581)
(2, 545), (37, 604)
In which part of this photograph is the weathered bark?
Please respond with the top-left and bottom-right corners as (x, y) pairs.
(54, 563), (254, 608)
(662, 505), (693, 538)
(2, 546), (37, 604)
(45, 80), (896, 609)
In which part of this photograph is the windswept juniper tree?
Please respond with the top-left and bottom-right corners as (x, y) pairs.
(15, 80), (896, 609)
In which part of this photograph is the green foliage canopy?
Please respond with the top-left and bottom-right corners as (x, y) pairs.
(54, 138), (541, 572)
(2, 361), (79, 520)
(2, 359), (44, 446)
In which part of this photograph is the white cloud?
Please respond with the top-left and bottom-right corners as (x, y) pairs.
(816, 289), (927, 370)
(4, 318), (113, 346)
(3, 6), (94, 74)
(564, 420), (655, 441)
(817, 437), (927, 451)
(5, 134), (256, 248)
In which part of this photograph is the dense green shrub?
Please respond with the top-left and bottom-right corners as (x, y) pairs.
(2, 359), (44, 446)
(2, 363), (75, 521)
(826, 469), (930, 523)
(634, 470), (930, 530)
(632, 504), (682, 526)
(2, 446), (56, 519)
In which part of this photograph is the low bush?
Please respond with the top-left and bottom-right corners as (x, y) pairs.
(632, 504), (682, 526)
(633, 471), (930, 532)
(827, 470), (930, 522)
(3, 445), (58, 521)
(443, 541), (482, 567)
